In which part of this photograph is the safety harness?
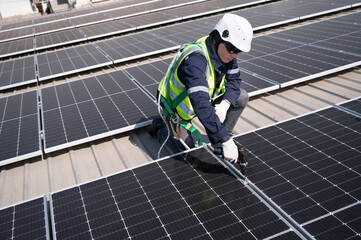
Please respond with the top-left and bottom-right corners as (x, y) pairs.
(160, 43), (207, 146)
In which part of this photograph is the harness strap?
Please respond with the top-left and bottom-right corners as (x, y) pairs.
(160, 95), (203, 146)
(180, 120), (203, 146)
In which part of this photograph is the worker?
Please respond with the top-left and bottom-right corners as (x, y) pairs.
(149, 13), (253, 163)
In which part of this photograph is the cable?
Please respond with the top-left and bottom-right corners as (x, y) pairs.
(156, 47), (182, 159)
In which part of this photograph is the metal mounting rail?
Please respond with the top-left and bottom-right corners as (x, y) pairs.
(205, 144), (315, 240)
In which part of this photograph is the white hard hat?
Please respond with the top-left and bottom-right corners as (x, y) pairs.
(214, 13), (253, 52)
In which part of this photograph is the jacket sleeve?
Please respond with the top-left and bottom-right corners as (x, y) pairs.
(178, 53), (230, 144)
(223, 58), (242, 107)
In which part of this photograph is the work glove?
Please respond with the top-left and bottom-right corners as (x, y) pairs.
(215, 100), (230, 123)
(222, 138), (238, 164)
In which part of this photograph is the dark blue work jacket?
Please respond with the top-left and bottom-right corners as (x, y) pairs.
(177, 35), (242, 144)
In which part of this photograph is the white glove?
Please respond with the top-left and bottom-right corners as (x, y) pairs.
(222, 138), (238, 164)
(215, 100), (230, 123)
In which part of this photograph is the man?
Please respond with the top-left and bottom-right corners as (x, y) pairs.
(150, 13), (252, 163)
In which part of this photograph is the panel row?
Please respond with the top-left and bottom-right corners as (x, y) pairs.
(0, 0), (265, 58)
(3, 0), (360, 60)
(1, 5), (361, 92)
(0, 0), (208, 42)
(0, 69), (160, 166)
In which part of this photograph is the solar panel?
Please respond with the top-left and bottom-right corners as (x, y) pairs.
(41, 70), (158, 153)
(103, 5), (148, 19)
(33, 14), (66, 25)
(37, 44), (112, 81)
(70, 13), (112, 27)
(124, 58), (172, 98)
(34, 19), (74, 35)
(50, 148), (304, 240)
(0, 195), (50, 240)
(35, 29), (87, 50)
(119, 11), (179, 30)
(0, 26), (33, 43)
(63, 8), (98, 19)
(337, 97), (361, 116)
(0, 90), (41, 166)
(0, 37), (35, 59)
(79, 20), (136, 39)
(234, 103), (361, 239)
(237, 11), (361, 88)
(95, 31), (176, 64)
(0, 19), (33, 31)
(0, 56), (37, 91)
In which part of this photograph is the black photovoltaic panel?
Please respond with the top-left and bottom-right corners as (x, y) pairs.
(234, 105), (361, 239)
(70, 13), (112, 27)
(0, 196), (50, 240)
(79, 20), (136, 39)
(1, 0), (357, 49)
(33, 14), (66, 25)
(79, 0), (259, 39)
(338, 97), (361, 115)
(63, 8), (98, 19)
(41, 70), (158, 153)
(50, 148), (301, 240)
(99, 6), (143, 19)
(34, 19), (74, 35)
(237, 11), (361, 88)
(0, 26), (33, 42)
(267, 11), (361, 56)
(35, 29), (86, 50)
(118, 11), (178, 29)
(0, 37), (34, 58)
(37, 44), (112, 81)
(124, 58), (172, 98)
(96, 32), (175, 63)
(0, 19), (33, 31)
(0, 56), (37, 91)
(0, 90), (41, 166)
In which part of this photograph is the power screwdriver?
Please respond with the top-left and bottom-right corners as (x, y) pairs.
(213, 145), (248, 177)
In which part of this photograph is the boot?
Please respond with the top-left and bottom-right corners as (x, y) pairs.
(147, 117), (164, 138)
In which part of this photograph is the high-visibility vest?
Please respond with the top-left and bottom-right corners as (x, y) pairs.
(158, 35), (227, 121)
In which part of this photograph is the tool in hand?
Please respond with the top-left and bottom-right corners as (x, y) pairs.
(212, 145), (248, 181)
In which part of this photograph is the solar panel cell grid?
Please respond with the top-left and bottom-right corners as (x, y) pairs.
(79, 20), (134, 39)
(0, 56), (37, 91)
(234, 106), (361, 238)
(339, 98), (361, 115)
(0, 91), (41, 164)
(51, 148), (300, 240)
(35, 29), (86, 49)
(70, 13), (111, 27)
(41, 70), (158, 152)
(0, 196), (48, 240)
(37, 44), (111, 81)
(34, 20), (74, 35)
(0, 37), (34, 58)
(0, 26), (33, 42)
(0, 20), (33, 31)
(123, 11), (176, 28)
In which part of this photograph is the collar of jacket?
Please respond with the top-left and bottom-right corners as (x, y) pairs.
(206, 35), (223, 73)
